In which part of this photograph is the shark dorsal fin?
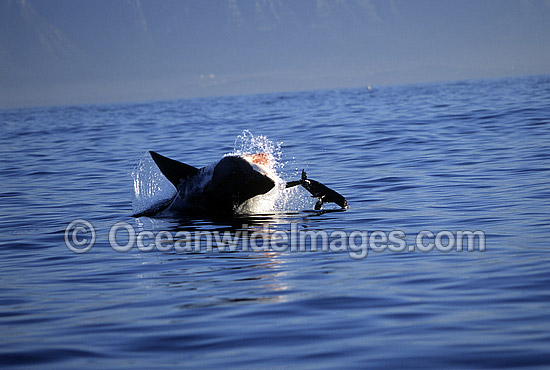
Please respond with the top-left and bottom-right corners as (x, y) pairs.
(149, 151), (199, 188)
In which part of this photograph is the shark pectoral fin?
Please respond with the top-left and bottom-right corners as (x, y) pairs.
(149, 151), (200, 189)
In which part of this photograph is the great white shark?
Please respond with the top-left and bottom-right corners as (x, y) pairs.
(133, 151), (348, 217)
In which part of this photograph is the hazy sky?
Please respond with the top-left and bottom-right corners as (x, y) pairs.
(1, 0), (549, 108)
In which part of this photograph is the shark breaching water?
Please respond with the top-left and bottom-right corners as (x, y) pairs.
(132, 150), (348, 217)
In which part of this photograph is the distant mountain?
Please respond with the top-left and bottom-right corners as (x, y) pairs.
(0, 0), (403, 84)
(1, 0), (549, 107)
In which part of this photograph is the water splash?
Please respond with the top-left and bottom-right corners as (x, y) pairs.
(231, 130), (313, 214)
(231, 129), (283, 172)
(131, 152), (175, 215)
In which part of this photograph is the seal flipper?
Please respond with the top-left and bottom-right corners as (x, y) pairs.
(314, 198), (324, 211)
(286, 169), (308, 189)
(285, 179), (302, 188)
(149, 151), (200, 189)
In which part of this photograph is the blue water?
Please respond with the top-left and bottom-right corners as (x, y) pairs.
(1, 75), (550, 368)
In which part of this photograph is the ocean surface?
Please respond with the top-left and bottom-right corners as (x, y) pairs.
(1, 75), (550, 368)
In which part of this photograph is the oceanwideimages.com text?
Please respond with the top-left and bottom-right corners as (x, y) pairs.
(65, 220), (486, 260)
